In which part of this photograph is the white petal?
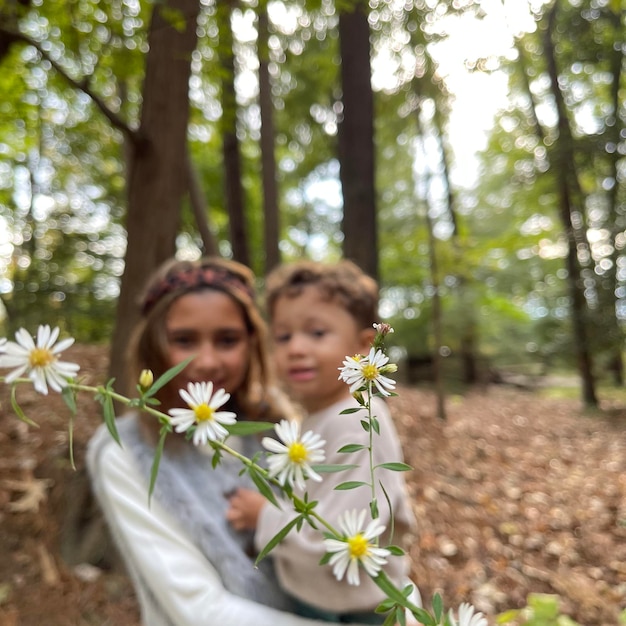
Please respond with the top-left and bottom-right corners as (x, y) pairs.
(209, 387), (230, 410)
(52, 336), (75, 354)
(262, 437), (288, 454)
(30, 370), (49, 395)
(346, 559), (361, 585)
(3, 364), (28, 382)
(15, 328), (35, 350)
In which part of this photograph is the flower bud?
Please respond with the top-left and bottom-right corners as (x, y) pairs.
(139, 369), (154, 391)
(373, 323), (394, 337)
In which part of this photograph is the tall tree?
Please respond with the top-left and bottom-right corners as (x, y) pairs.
(109, 0), (200, 389)
(257, 1), (280, 273)
(337, 0), (378, 280)
(544, 2), (597, 407)
(216, 0), (249, 267)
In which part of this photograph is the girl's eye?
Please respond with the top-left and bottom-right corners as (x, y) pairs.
(216, 334), (244, 348)
(311, 329), (326, 338)
(273, 333), (291, 344)
(169, 335), (195, 348)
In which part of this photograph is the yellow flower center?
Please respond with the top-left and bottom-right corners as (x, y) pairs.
(29, 348), (54, 368)
(194, 403), (215, 422)
(347, 533), (369, 559)
(361, 363), (379, 381)
(287, 442), (308, 465)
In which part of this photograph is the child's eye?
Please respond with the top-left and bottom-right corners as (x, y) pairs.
(310, 329), (326, 339)
(273, 333), (291, 344)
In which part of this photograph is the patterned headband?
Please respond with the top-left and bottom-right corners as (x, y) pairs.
(141, 265), (255, 316)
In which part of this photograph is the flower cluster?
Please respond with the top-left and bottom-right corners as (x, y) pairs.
(0, 324), (489, 626)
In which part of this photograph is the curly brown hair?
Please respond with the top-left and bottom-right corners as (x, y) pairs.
(264, 259), (379, 330)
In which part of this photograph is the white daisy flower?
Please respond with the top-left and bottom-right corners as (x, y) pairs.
(168, 381), (237, 445)
(0, 337), (6, 353)
(0, 325), (80, 395)
(323, 509), (390, 586)
(449, 603), (488, 626)
(338, 347), (396, 396)
(262, 419), (325, 490)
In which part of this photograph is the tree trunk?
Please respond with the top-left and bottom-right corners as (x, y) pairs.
(186, 148), (219, 256)
(257, 2), (280, 274)
(108, 0), (199, 391)
(217, 0), (249, 267)
(545, 3), (597, 407)
(600, 5), (624, 386)
(337, 0), (378, 280)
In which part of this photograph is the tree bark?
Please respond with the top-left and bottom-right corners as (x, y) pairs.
(108, 0), (200, 391)
(217, 0), (250, 267)
(545, 2), (597, 407)
(338, 0), (378, 280)
(258, 3), (281, 274)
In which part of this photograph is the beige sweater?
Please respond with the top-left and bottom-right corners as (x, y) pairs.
(254, 395), (416, 613)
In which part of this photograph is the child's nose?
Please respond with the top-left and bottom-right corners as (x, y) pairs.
(286, 332), (307, 354)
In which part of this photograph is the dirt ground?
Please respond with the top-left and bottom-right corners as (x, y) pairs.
(0, 344), (625, 626)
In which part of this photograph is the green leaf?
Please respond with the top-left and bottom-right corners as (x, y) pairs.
(102, 387), (121, 446)
(339, 407), (363, 414)
(382, 613), (396, 626)
(211, 448), (222, 468)
(255, 516), (301, 563)
(371, 416), (380, 434)
(394, 606), (406, 626)
(375, 598), (396, 612)
(148, 426), (168, 502)
(375, 571), (436, 626)
(375, 462), (413, 472)
(61, 385), (77, 414)
(370, 498), (378, 518)
(337, 444), (366, 453)
(248, 467), (280, 508)
(334, 481), (367, 491)
(67, 412), (76, 470)
(379, 480), (395, 539)
(311, 463), (358, 473)
(360, 419), (370, 432)
(495, 609), (520, 623)
(227, 421), (274, 436)
(432, 592), (443, 622)
(10, 385), (39, 428)
(386, 545), (405, 556)
(144, 356), (194, 397)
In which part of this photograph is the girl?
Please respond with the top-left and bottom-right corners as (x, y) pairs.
(87, 257), (358, 626)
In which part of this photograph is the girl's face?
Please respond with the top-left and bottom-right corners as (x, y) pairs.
(162, 290), (252, 407)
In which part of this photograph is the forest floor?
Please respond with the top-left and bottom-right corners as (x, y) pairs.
(0, 344), (625, 626)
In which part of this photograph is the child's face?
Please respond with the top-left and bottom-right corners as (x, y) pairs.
(271, 285), (371, 413)
(163, 290), (251, 407)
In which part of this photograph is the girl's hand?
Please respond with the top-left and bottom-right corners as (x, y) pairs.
(225, 487), (266, 530)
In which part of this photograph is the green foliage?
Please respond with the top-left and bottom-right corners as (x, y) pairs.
(497, 593), (581, 626)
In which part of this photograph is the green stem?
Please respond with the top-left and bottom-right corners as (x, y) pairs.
(367, 380), (376, 512)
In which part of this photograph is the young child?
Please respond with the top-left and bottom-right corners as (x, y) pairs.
(87, 256), (344, 626)
(227, 259), (417, 624)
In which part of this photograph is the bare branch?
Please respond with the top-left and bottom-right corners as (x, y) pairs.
(0, 27), (137, 142)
